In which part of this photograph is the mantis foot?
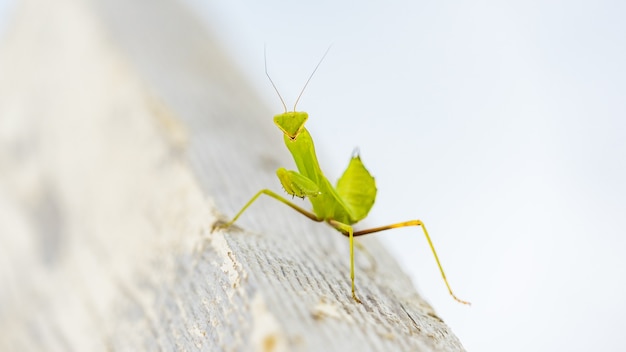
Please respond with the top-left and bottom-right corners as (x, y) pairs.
(352, 291), (363, 304)
(211, 219), (233, 233)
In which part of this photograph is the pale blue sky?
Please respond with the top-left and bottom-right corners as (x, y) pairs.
(1, 1), (625, 351)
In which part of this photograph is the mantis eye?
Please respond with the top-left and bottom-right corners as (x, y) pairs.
(273, 112), (308, 140)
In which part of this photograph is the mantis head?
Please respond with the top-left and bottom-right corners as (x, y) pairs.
(274, 111), (308, 140)
(265, 47), (330, 141)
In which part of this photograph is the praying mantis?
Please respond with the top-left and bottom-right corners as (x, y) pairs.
(215, 50), (469, 305)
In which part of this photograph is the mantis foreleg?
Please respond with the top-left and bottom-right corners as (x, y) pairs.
(350, 220), (470, 305)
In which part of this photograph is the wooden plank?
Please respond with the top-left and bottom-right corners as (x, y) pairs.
(0, 0), (466, 350)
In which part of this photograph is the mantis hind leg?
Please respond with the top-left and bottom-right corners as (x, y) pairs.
(213, 189), (322, 231)
(328, 219), (362, 303)
(351, 220), (470, 305)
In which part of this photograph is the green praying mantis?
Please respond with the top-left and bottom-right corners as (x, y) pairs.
(215, 50), (469, 305)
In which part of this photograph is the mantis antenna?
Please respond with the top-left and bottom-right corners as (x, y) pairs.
(293, 46), (332, 111)
(264, 45), (332, 113)
(264, 45), (288, 113)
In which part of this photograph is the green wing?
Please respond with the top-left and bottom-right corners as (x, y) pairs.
(335, 155), (377, 223)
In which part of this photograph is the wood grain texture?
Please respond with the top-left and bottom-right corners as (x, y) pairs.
(0, 0), (466, 350)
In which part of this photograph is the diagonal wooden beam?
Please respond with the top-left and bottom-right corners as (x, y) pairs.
(0, 0), (466, 350)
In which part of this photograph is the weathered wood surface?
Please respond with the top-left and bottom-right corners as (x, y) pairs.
(0, 0), (465, 350)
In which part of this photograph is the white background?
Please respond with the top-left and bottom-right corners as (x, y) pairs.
(3, 1), (626, 351)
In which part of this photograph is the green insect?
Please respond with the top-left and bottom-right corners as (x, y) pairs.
(216, 50), (469, 305)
